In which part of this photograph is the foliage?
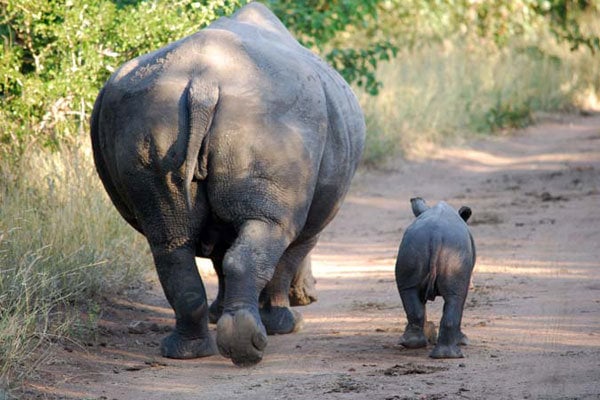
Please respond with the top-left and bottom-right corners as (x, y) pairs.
(358, 34), (599, 166)
(264, 0), (397, 95)
(1, 0), (600, 160)
(374, 0), (600, 49)
(0, 0), (242, 158)
(347, 0), (600, 166)
(0, 138), (150, 384)
(536, 0), (600, 52)
(0, 0), (397, 160)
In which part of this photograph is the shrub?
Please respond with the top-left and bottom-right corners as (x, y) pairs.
(358, 34), (600, 165)
(0, 137), (151, 384)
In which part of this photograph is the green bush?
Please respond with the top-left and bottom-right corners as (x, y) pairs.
(264, 0), (397, 94)
(0, 0), (243, 159)
(1, 0), (599, 162)
(0, 0), (398, 161)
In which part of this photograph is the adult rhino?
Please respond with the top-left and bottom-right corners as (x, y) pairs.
(90, 2), (365, 366)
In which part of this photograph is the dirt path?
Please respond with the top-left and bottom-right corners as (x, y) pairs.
(24, 115), (600, 399)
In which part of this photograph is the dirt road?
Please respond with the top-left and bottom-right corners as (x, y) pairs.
(24, 114), (600, 399)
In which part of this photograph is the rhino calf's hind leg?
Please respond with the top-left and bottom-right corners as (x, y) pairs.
(152, 245), (216, 359)
(398, 289), (428, 349)
(430, 295), (465, 359)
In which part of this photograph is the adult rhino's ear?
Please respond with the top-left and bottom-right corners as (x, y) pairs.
(458, 206), (472, 222)
(410, 197), (429, 217)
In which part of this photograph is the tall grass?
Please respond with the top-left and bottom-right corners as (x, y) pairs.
(359, 36), (600, 165)
(0, 137), (150, 387)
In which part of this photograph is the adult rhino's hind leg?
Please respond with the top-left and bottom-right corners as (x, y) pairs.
(151, 243), (216, 359)
(216, 220), (291, 367)
(289, 254), (318, 306)
(260, 238), (317, 335)
(208, 251), (225, 324)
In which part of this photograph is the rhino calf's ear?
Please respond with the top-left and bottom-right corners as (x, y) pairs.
(458, 206), (472, 222)
(410, 197), (429, 217)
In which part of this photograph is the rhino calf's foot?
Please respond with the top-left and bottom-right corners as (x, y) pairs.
(260, 306), (304, 335)
(459, 331), (469, 346)
(217, 309), (267, 367)
(160, 332), (216, 359)
(429, 343), (464, 359)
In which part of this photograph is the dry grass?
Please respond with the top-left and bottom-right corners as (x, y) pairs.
(358, 36), (600, 166)
(0, 136), (151, 387)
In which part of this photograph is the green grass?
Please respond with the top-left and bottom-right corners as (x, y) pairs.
(358, 36), (600, 165)
(0, 137), (151, 388)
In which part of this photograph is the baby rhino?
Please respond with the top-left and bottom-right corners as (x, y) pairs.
(395, 197), (475, 358)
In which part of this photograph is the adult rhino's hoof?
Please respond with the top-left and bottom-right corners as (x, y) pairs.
(217, 309), (267, 367)
(399, 326), (428, 349)
(208, 299), (223, 324)
(289, 279), (318, 306)
(424, 321), (438, 344)
(160, 332), (217, 359)
(429, 344), (464, 359)
(260, 306), (304, 335)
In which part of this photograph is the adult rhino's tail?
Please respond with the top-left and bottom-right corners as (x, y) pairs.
(183, 76), (219, 209)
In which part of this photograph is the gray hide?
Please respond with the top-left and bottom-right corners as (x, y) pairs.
(395, 197), (475, 358)
(91, 2), (365, 367)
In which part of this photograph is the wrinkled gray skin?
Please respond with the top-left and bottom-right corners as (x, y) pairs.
(90, 3), (365, 367)
(395, 198), (475, 358)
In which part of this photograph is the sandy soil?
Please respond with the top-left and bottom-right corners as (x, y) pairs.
(21, 114), (600, 399)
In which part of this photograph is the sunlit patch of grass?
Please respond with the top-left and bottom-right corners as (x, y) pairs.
(359, 35), (600, 166)
(0, 136), (151, 387)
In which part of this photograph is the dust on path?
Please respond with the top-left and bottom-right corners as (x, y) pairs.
(23, 115), (600, 399)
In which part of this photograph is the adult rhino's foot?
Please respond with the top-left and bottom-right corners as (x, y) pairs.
(160, 331), (216, 359)
(429, 343), (464, 359)
(217, 309), (267, 367)
(399, 325), (428, 349)
(260, 306), (304, 335)
(208, 299), (223, 324)
(289, 280), (318, 306)
(424, 321), (438, 344)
